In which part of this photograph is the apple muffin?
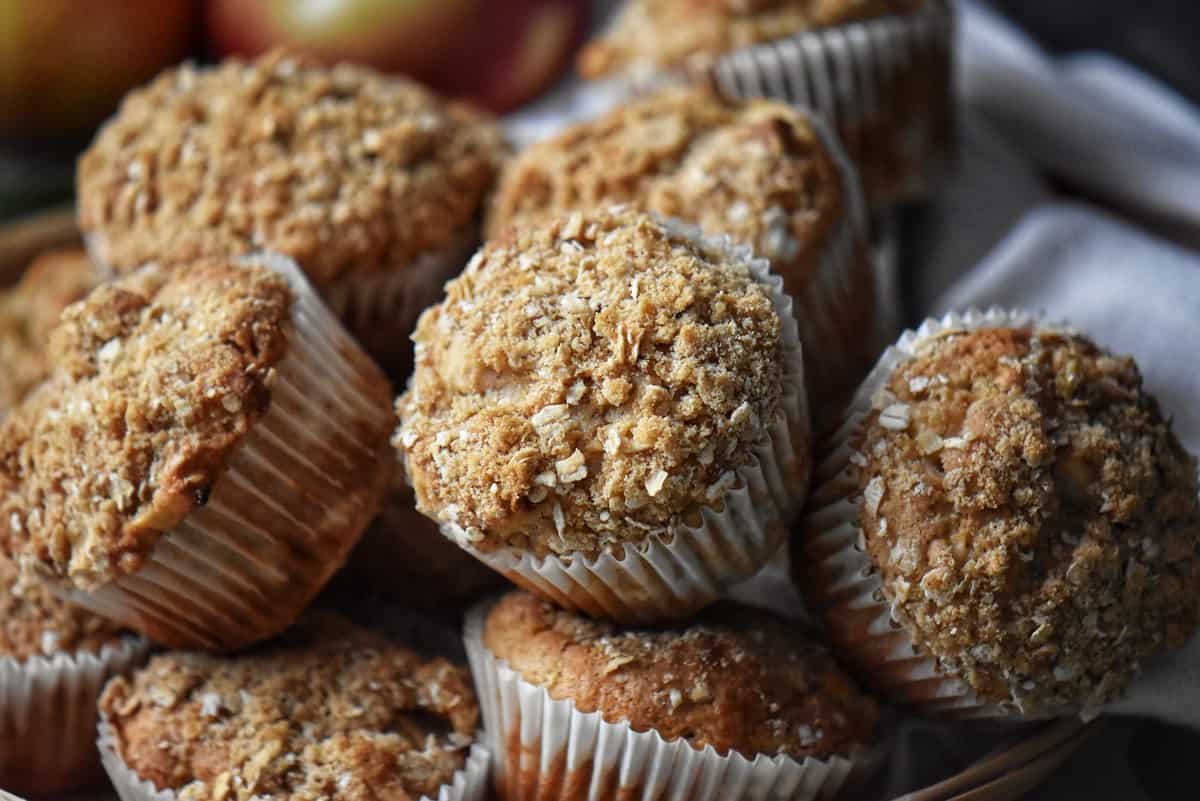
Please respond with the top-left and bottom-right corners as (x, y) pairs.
(0, 253), (394, 650)
(77, 49), (508, 376)
(488, 85), (876, 424)
(397, 207), (809, 622)
(468, 591), (878, 801)
(98, 612), (487, 801)
(799, 312), (1200, 718)
(0, 248), (101, 416)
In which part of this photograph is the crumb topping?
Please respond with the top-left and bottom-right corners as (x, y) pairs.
(488, 86), (843, 299)
(398, 208), (786, 558)
(101, 612), (478, 801)
(78, 50), (507, 288)
(484, 591), (878, 759)
(856, 327), (1200, 712)
(580, 0), (928, 79)
(0, 249), (101, 415)
(0, 259), (293, 591)
(0, 556), (125, 660)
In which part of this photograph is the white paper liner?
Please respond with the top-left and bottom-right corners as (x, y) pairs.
(708, 0), (955, 206)
(437, 218), (810, 624)
(798, 308), (1089, 720)
(0, 637), (149, 795)
(98, 720), (490, 801)
(55, 251), (395, 650)
(464, 602), (867, 801)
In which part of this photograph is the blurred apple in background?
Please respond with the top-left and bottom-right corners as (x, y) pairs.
(0, 0), (196, 143)
(206, 0), (589, 112)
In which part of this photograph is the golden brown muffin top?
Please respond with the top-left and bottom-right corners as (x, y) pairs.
(101, 612), (478, 801)
(580, 0), (928, 79)
(487, 86), (844, 295)
(0, 249), (101, 416)
(78, 49), (507, 289)
(0, 556), (126, 661)
(0, 259), (293, 591)
(484, 591), (878, 759)
(855, 326), (1200, 713)
(397, 208), (788, 559)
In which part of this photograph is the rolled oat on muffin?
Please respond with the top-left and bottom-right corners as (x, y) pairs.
(0, 248), (101, 416)
(488, 85), (876, 425)
(579, 0), (954, 207)
(1, 557), (148, 796)
(0, 253), (394, 650)
(77, 49), (508, 377)
(467, 591), (878, 801)
(98, 612), (488, 801)
(397, 207), (809, 623)
(799, 309), (1200, 718)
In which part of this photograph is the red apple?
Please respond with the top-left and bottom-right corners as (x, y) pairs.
(0, 0), (196, 142)
(204, 0), (589, 112)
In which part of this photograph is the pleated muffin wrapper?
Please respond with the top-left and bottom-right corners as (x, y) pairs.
(0, 637), (150, 796)
(464, 602), (873, 801)
(98, 719), (491, 801)
(436, 220), (811, 625)
(705, 0), (955, 208)
(55, 251), (395, 651)
(798, 307), (1093, 720)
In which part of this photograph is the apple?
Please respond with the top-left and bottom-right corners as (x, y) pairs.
(0, 0), (196, 142)
(205, 0), (589, 112)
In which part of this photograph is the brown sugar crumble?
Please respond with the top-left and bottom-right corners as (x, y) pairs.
(579, 0), (929, 79)
(484, 591), (878, 759)
(0, 249), (101, 416)
(488, 86), (844, 303)
(854, 327), (1200, 713)
(78, 49), (507, 290)
(0, 556), (126, 661)
(100, 612), (479, 801)
(397, 208), (787, 559)
(0, 259), (293, 591)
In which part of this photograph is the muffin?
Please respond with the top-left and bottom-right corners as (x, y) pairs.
(77, 49), (508, 377)
(466, 591), (879, 801)
(397, 207), (809, 623)
(488, 85), (875, 425)
(0, 248), (101, 415)
(336, 472), (508, 611)
(798, 309), (1200, 718)
(0, 557), (148, 796)
(578, 0), (954, 207)
(98, 612), (488, 801)
(0, 252), (394, 650)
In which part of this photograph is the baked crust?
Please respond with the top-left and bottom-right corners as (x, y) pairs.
(397, 208), (786, 559)
(0, 249), (100, 415)
(854, 327), (1200, 711)
(0, 556), (125, 660)
(78, 50), (506, 289)
(580, 0), (928, 79)
(100, 612), (479, 801)
(483, 591), (878, 759)
(0, 259), (292, 590)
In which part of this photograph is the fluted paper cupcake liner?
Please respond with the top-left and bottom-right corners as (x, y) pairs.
(798, 308), (1083, 720)
(57, 251), (394, 651)
(708, 0), (955, 207)
(0, 638), (149, 796)
(464, 603), (866, 801)
(440, 220), (810, 624)
(98, 720), (490, 801)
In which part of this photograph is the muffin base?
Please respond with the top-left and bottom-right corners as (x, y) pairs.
(464, 602), (867, 801)
(0, 637), (149, 796)
(439, 221), (810, 624)
(798, 308), (1091, 720)
(98, 720), (490, 801)
(56, 252), (395, 651)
